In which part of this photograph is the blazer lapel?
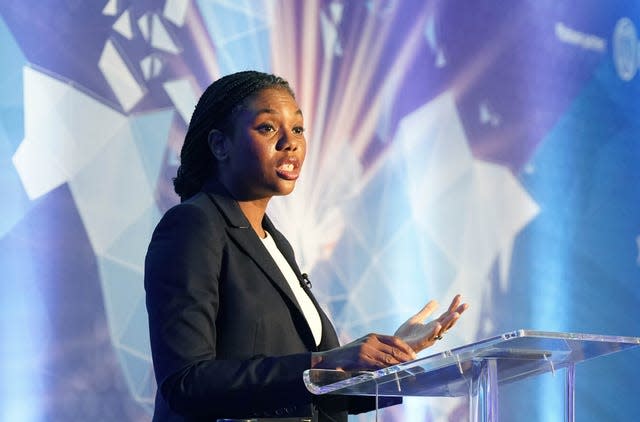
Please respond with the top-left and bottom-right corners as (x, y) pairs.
(204, 191), (318, 349)
(266, 217), (341, 350)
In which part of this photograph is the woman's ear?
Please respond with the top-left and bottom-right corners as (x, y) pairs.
(208, 129), (230, 160)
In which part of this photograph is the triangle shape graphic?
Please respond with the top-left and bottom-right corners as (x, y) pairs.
(113, 9), (134, 40)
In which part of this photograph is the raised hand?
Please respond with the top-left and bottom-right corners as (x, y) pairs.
(393, 294), (468, 353)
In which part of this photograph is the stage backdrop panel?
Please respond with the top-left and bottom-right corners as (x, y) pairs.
(0, 1), (638, 421)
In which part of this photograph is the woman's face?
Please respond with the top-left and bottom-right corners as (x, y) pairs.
(219, 87), (306, 200)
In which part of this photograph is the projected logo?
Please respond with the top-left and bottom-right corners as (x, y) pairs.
(613, 17), (639, 81)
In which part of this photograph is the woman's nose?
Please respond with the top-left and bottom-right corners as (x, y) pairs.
(278, 130), (303, 151)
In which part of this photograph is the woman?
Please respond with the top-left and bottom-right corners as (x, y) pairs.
(145, 71), (467, 422)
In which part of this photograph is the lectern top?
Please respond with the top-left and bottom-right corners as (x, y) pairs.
(304, 330), (640, 397)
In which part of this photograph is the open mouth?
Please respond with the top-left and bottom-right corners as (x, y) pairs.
(278, 163), (295, 172)
(276, 158), (301, 180)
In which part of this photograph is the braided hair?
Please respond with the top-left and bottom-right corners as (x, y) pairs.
(173, 71), (295, 201)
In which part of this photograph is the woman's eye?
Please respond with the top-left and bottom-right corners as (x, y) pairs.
(292, 126), (305, 135)
(256, 123), (275, 133)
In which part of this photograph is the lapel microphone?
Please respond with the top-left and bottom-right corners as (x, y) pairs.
(300, 273), (312, 289)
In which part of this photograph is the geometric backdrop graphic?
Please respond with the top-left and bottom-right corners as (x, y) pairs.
(1, 1), (639, 421)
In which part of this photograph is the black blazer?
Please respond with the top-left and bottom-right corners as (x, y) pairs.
(145, 184), (394, 421)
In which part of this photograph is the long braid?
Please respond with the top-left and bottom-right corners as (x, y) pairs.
(173, 71), (294, 201)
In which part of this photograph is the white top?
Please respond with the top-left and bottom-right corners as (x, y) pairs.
(260, 231), (322, 346)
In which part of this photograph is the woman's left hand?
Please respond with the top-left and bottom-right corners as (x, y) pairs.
(393, 294), (468, 353)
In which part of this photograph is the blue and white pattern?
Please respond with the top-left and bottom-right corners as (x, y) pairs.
(0, 1), (638, 421)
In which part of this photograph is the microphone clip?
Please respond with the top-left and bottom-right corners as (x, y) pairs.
(300, 273), (312, 289)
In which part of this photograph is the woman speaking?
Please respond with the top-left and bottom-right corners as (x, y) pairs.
(144, 71), (467, 422)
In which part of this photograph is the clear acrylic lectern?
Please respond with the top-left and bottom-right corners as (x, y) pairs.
(304, 330), (640, 421)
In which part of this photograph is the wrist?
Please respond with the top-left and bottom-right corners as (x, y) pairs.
(310, 352), (324, 368)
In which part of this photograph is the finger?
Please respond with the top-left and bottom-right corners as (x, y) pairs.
(442, 315), (459, 332)
(456, 302), (469, 314)
(357, 351), (386, 370)
(383, 339), (417, 362)
(434, 297), (460, 321)
(409, 300), (439, 323)
(373, 335), (417, 361)
(447, 294), (462, 312)
(439, 312), (463, 333)
(359, 345), (400, 369)
(439, 301), (468, 322)
(440, 303), (469, 328)
(448, 300), (468, 315)
(378, 334), (417, 354)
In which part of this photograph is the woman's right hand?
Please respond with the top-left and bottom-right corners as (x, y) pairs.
(311, 333), (417, 371)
